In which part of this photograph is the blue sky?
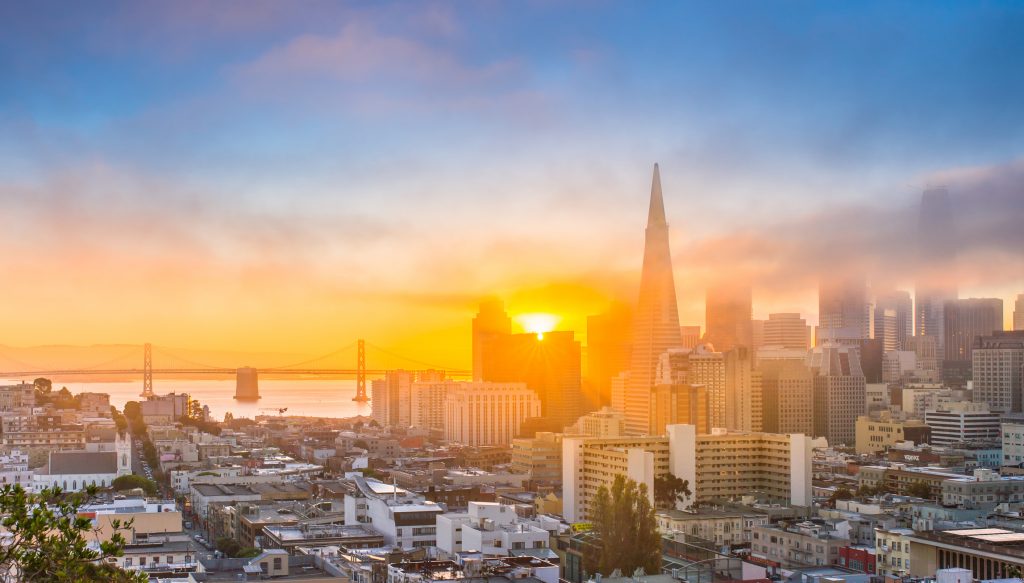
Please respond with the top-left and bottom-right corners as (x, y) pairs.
(0, 1), (1022, 351)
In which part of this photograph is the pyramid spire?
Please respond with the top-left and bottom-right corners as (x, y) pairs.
(647, 163), (667, 227)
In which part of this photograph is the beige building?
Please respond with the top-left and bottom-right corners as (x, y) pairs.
(855, 413), (932, 454)
(651, 383), (709, 437)
(757, 350), (814, 436)
(443, 382), (540, 447)
(562, 425), (816, 522)
(510, 432), (562, 484)
(763, 313), (811, 350)
(568, 406), (625, 437)
(657, 507), (770, 547)
(875, 527), (914, 580)
(908, 527), (1024, 580)
(752, 520), (846, 568)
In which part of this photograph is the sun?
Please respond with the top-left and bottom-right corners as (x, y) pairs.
(515, 313), (561, 339)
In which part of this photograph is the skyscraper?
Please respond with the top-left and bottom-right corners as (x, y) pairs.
(817, 274), (872, 344)
(874, 290), (913, 350)
(942, 298), (1003, 386)
(680, 326), (702, 349)
(705, 283), (753, 352)
(915, 187), (957, 354)
(472, 299), (511, 381)
(972, 331), (1024, 413)
(808, 343), (866, 446)
(482, 330), (583, 432)
(625, 164), (683, 435)
(586, 302), (633, 410)
(1015, 294), (1024, 331)
(763, 313), (811, 350)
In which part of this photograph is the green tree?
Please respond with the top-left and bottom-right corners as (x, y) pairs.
(906, 481), (933, 499)
(0, 484), (146, 582)
(111, 475), (157, 496)
(216, 537), (242, 557)
(585, 475), (661, 578)
(829, 486), (854, 505)
(33, 377), (52, 394)
(653, 472), (692, 509)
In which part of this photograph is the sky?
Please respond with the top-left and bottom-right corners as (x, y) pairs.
(1, 1), (1023, 368)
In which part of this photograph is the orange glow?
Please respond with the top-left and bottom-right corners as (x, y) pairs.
(515, 313), (561, 339)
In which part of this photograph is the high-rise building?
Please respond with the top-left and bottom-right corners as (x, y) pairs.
(372, 370), (447, 428)
(808, 343), (866, 446)
(725, 346), (762, 432)
(651, 383), (709, 436)
(757, 349), (814, 435)
(763, 313), (811, 350)
(972, 331), (1024, 413)
(875, 290), (914, 350)
(751, 319), (765, 352)
(680, 325), (702, 349)
(687, 346), (727, 430)
(482, 331), (583, 431)
(915, 187), (957, 354)
(443, 382), (541, 447)
(586, 303), (632, 410)
(906, 335), (941, 382)
(1015, 294), (1024, 331)
(625, 164), (683, 435)
(705, 283), (753, 353)
(943, 298), (1003, 386)
(472, 300), (512, 382)
(818, 274), (872, 344)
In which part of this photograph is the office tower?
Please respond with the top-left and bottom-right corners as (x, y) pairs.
(409, 381), (451, 431)
(751, 319), (765, 352)
(757, 349), (814, 435)
(705, 283), (753, 352)
(725, 346), (762, 432)
(687, 345), (727, 430)
(1015, 294), (1024, 331)
(680, 325), (702, 349)
(372, 370), (445, 428)
(763, 313), (811, 350)
(882, 350), (917, 383)
(561, 425), (814, 521)
(482, 331), (583, 431)
(625, 164), (683, 435)
(943, 298), (1003, 386)
(924, 402), (1000, 445)
(906, 335), (940, 382)
(915, 187), (957, 354)
(651, 383), (709, 436)
(443, 382), (541, 446)
(972, 331), (1024, 413)
(875, 290), (913, 350)
(472, 299), (511, 381)
(818, 274), (872, 344)
(808, 343), (866, 446)
(586, 302), (632, 410)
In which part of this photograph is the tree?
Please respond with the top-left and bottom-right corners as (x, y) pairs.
(906, 481), (933, 499)
(0, 484), (146, 582)
(829, 487), (854, 506)
(111, 475), (157, 497)
(653, 472), (692, 509)
(584, 475), (661, 578)
(33, 377), (52, 394)
(216, 537), (242, 557)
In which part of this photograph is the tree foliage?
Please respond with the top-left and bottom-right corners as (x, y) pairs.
(828, 486), (854, 506)
(0, 484), (146, 582)
(584, 475), (661, 578)
(653, 472), (692, 509)
(111, 475), (158, 496)
(906, 481), (933, 499)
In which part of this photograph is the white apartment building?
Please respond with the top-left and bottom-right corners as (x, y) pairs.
(443, 382), (540, 447)
(1003, 418), (1024, 466)
(925, 402), (1000, 445)
(562, 424), (817, 522)
(436, 501), (550, 557)
(0, 450), (31, 487)
(344, 477), (444, 550)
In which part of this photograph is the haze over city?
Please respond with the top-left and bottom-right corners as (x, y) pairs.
(2, 2), (1023, 371)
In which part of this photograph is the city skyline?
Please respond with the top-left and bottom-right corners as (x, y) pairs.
(2, 2), (1024, 366)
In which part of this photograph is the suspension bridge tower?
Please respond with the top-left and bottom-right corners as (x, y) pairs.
(140, 343), (154, 398)
(353, 339), (368, 402)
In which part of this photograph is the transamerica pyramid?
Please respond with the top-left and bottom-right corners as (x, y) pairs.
(624, 163), (683, 435)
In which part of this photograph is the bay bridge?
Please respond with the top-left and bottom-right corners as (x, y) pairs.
(0, 340), (470, 401)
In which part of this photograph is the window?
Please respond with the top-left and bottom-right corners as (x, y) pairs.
(273, 557), (282, 570)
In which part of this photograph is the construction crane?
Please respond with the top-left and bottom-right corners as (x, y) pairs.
(258, 407), (288, 416)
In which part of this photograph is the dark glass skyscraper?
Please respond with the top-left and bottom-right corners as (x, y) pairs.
(915, 187), (957, 353)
